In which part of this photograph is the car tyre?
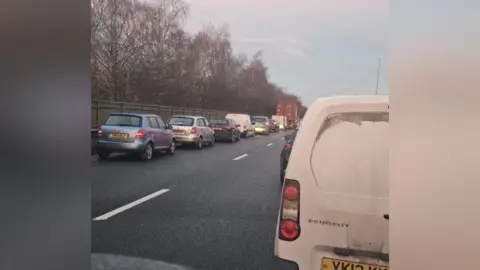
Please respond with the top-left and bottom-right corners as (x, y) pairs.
(231, 133), (236, 143)
(140, 143), (154, 161)
(97, 151), (109, 160)
(196, 137), (203, 149)
(168, 140), (176, 155)
(210, 136), (215, 146)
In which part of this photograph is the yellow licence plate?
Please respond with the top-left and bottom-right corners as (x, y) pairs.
(109, 133), (128, 139)
(322, 258), (388, 270)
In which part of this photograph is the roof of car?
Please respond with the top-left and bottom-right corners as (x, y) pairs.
(170, 115), (205, 119)
(109, 112), (159, 118)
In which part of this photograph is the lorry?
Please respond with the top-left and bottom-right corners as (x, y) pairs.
(276, 100), (299, 129)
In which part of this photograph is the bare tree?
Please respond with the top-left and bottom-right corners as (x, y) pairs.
(91, 1), (304, 116)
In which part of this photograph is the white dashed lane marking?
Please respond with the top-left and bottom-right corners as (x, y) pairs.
(93, 189), (170, 221)
(266, 143), (273, 147)
(233, 154), (248, 160)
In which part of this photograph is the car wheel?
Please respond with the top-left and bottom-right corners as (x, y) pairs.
(168, 140), (176, 155)
(231, 134), (236, 143)
(196, 137), (203, 149)
(97, 151), (109, 160)
(140, 143), (154, 161)
(210, 136), (215, 146)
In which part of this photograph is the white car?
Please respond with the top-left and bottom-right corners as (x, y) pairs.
(274, 95), (389, 270)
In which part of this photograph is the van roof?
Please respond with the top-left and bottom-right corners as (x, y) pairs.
(285, 95), (389, 190)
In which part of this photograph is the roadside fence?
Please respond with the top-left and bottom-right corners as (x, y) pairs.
(92, 100), (232, 129)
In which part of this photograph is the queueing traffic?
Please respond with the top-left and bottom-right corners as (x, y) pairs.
(94, 112), (299, 161)
(92, 95), (389, 270)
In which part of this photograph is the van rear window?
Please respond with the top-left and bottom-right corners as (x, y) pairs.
(310, 112), (389, 198)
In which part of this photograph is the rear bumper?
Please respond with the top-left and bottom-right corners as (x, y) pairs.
(254, 128), (268, 134)
(214, 131), (234, 140)
(96, 140), (147, 153)
(175, 134), (200, 144)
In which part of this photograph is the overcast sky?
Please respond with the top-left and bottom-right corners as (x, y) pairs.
(184, 0), (388, 105)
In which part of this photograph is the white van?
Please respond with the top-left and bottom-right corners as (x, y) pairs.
(225, 113), (254, 138)
(275, 95), (389, 270)
(272, 115), (287, 130)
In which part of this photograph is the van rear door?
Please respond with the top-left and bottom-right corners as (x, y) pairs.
(311, 112), (389, 260)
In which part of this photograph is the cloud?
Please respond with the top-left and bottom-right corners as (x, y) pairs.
(183, 0), (389, 104)
(232, 35), (311, 60)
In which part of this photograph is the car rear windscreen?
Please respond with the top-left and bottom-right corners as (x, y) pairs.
(104, 115), (142, 127)
(210, 120), (228, 125)
(168, 117), (194, 126)
(310, 112), (389, 198)
(253, 118), (267, 123)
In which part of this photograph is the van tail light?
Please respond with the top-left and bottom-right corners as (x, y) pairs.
(136, 129), (147, 139)
(190, 127), (198, 134)
(279, 179), (301, 241)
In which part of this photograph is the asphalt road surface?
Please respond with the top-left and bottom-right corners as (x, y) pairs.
(92, 131), (298, 270)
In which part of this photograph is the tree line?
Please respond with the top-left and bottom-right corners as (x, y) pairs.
(91, 0), (306, 116)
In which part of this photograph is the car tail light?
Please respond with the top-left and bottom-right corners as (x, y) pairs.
(97, 126), (103, 136)
(136, 129), (147, 139)
(225, 125), (231, 130)
(284, 143), (292, 149)
(279, 179), (301, 241)
(190, 127), (198, 134)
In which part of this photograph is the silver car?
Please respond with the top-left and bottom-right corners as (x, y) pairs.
(167, 115), (215, 149)
(96, 113), (176, 161)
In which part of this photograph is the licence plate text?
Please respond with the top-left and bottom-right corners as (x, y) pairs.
(109, 133), (128, 139)
(322, 258), (388, 270)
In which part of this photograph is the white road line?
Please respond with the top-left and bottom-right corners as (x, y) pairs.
(93, 189), (170, 221)
(266, 143), (273, 147)
(233, 154), (248, 160)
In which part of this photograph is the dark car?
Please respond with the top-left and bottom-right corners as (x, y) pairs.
(209, 118), (241, 143)
(280, 130), (297, 184)
(268, 119), (279, 132)
(96, 113), (176, 161)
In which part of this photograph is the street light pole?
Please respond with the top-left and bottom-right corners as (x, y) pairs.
(375, 58), (381, 95)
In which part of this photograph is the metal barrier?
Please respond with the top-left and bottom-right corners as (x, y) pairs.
(92, 100), (232, 128)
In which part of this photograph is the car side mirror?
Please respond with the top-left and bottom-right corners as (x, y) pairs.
(284, 135), (292, 141)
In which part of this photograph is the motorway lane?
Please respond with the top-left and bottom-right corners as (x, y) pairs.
(92, 131), (297, 270)
(92, 132), (286, 218)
